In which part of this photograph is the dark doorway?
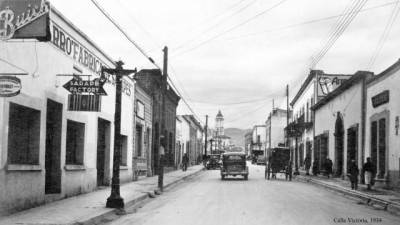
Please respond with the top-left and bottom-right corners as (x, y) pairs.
(97, 118), (111, 186)
(45, 100), (63, 194)
(334, 112), (344, 177)
(347, 125), (358, 172)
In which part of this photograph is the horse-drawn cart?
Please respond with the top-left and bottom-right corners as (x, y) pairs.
(265, 147), (292, 181)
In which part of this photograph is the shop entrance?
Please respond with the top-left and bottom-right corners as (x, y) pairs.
(45, 100), (63, 194)
(334, 112), (344, 177)
(97, 118), (111, 186)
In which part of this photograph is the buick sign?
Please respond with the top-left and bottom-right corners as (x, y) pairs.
(0, 76), (21, 97)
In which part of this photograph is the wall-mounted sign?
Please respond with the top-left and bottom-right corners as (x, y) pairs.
(68, 94), (101, 112)
(63, 77), (107, 95)
(371, 90), (389, 108)
(0, 76), (21, 97)
(0, 0), (50, 41)
(317, 75), (351, 96)
(136, 100), (145, 119)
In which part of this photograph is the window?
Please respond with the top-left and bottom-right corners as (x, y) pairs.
(120, 135), (128, 166)
(8, 103), (40, 164)
(136, 125), (143, 157)
(66, 120), (85, 165)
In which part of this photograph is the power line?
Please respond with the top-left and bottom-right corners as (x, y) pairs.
(223, 1), (399, 41)
(366, 0), (400, 69)
(310, 0), (368, 68)
(90, 0), (203, 124)
(90, 0), (160, 69)
(173, 0), (289, 57)
(173, 0), (258, 51)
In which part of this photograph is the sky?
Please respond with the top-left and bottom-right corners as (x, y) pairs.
(49, 0), (400, 129)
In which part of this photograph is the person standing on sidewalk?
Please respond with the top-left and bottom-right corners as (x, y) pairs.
(182, 153), (189, 171)
(362, 157), (376, 190)
(312, 160), (319, 176)
(324, 157), (333, 178)
(348, 160), (359, 190)
(304, 155), (311, 175)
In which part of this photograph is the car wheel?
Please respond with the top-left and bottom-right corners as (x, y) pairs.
(221, 175), (225, 180)
(244, 175), (248, 180)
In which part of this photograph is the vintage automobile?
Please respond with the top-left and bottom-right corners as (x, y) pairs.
(220, 152), (249, 180)
(206, 154), (221, 170)
(265, 147), (292, 181)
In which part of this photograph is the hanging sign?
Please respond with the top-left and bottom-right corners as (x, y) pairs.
(63, 77), (107, 96)
(0, 76), (21, 97)
(0, 0), (50, 41)
(317, 74), (351, 96)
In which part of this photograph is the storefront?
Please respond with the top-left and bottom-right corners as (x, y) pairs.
(133, 84), (153, 178)
(365, 59), (400, 188)
(312, 72), (372, 176)
(0, 1), (135, 215)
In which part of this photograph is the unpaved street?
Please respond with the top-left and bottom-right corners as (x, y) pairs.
(107, 164), (400, 225)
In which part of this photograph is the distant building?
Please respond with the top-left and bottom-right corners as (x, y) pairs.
(181, 115), (204, 165)
(266, 108), (290, 150)
(135, 69), (180, 170)
(212, 110), (231, 153)
(244, 131), (253, 156)
(251, 125), (267, 158)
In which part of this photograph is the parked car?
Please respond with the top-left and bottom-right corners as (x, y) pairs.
(220, 152), (249, 180)
(206, 154), (221, 170)
(256, 155), (266, 165)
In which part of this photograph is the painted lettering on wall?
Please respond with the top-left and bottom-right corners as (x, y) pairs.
(318, 75), (350, 96)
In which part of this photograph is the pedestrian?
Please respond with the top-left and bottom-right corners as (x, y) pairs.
(324, 157), (333, 178)
(285, 161), (293, 181)
(312, 160), (319, 176)
(182, 153), (189, 171)
(348, 160), (359, 190)
(362, 157), (376, 190)
(304, 155), (311, 176)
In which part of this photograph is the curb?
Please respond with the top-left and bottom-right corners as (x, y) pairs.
(79, 167), (205, 225)
(296, 176), (400, 216)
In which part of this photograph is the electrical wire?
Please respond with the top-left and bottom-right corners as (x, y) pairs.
(310, 0), (368, 68)
(173, 0), (289, 57)
(0, 57), (29, 74)
(366, 0), (400, 70)
(173, 0), (258, 51)
(223, 1), (398, 41)
(90, 0), (203, 124)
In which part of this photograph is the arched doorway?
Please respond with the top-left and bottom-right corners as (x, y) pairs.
(334, 112), (344, 177)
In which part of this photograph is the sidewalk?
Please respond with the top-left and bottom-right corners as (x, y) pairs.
(0, 165), (204, 225)
(295, 171), (400, 216)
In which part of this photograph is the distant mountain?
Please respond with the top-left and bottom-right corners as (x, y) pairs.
(224, 128), (252, 148)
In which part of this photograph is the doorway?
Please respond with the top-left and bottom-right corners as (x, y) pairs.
(97, 118), (111, 186)
(334, 112), (344, 177)
(347, 125), (358, 172)
(45, 100), (63, 194)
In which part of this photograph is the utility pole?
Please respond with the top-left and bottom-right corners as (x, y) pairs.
(286, 84), (289, 147)
(103, 61), (137, 209)
(204, 115), (208, 157)
(158, 46), (168, 192)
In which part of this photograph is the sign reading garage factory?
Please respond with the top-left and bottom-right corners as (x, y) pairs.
(371, 90), (389, 108)
(0, 76), (22, 97)
(63, 77), (107, 96)
(0, 0), (50, 41)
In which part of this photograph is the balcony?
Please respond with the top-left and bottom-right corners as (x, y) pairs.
(285, 114), (313, 137)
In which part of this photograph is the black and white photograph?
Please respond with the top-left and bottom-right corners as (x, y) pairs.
(1, 0), (400, 224)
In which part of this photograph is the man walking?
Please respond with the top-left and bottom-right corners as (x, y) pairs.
(182, 153), (189, 171)
(362, 157), (376, 190)
(304, 155), (311, 176)
(348, 160), (359, 190)
(324, 157), (333, 178)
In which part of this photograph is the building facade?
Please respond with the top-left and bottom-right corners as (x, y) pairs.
(182, 115), (203, 165)
(365, 59), (400, 188)
(251, 125), (267, 158)
(135, 69), (180, 171)
(244, 131), (252, 157)
(133, 84), (153, 178)
(312, 72), (372, 177)
(288, 70), (352, 173)
(0, 4), (135, 215)
(266, 108), (289, 150)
